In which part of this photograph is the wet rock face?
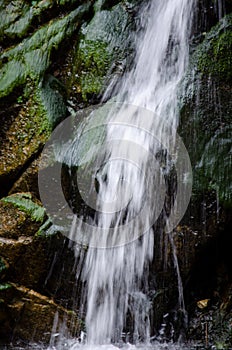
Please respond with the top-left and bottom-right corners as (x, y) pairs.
(180, 13), (232, 205)
(0, 193), (47, 288)
(0, 0), (137, 196)
(146, 9), (232, 344)
(192, 0), (232, 42)
(0, 193), (78, 342)
(177, 10), (232, 346)
(0, 283), (80, 343)
(148, 9), (232, 327)
(0, 0), (138, 342)
(0, 77), (67, 198)
(72, 2), (136, 101)
(0, 1), (91, 197)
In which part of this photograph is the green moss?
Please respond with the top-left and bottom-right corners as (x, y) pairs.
(36, 219), (59, 237)
(0, 3), (90, 98)
(39, 75), (67, 129)
(0, 0), (87, 40)
(57, 0), (83, 5)
(73, 3), (133, 100)
(0, 82), (52, 177)
(179, 14), (232, 206)
(1, 193), (45, 223)
(27, 85), (53, 136)
(0, 72), (68, 181)
(0, 1), (30, 38)
(79, 40), (111, 100)
(194, 125), (232, 204)
(193, 13), (232, 82)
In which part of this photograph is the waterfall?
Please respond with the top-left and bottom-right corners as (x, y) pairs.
(76, 0), (193, 344)
(48, 0), (194, 347)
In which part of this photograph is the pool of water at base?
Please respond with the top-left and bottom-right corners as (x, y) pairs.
(0, 342), (215, 350)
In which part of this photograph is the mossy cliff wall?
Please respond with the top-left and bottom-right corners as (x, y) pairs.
(0, 0), (231, 346)
(178, 11), (232, 347)
(0, 0), (139, 343)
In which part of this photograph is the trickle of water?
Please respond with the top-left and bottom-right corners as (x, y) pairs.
(53, 0), (194, 347)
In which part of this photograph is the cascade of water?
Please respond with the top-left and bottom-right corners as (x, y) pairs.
(69, 0), (194, 346)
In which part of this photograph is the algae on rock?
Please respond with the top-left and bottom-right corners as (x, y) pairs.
(0, 2), (91, 194)
(72, 2), (135, 100)
(179, 13), (232, 205)
(0, 3), (91, 98)
(0, 83), (54, 194)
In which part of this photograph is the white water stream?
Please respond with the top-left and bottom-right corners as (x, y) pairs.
(50, 0), (194, 348)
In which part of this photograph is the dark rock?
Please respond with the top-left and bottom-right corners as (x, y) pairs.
(178, 12), (232, 344)
(179, 13), (232, 206)
(9, 158), (41, 199)
(0, 283), (80, 343)
(0, 193), (45, 239)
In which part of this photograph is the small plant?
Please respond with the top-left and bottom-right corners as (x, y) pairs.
(17, 95), (23, 104)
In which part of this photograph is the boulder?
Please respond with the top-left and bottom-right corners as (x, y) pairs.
(0, 283), (80, 343)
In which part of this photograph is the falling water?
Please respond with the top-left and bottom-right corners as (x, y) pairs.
(50, 0), (194, 348)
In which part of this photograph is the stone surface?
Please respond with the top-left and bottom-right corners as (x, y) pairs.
(0, 193), (50, 288)
(0, 2), (91, 196)
(178, 13), (232, 339)
(71, 2), (136, 101)
(0, 0), (232, 345)
(0, 3), (90, 98)
(9, 158), (41, 198)
(0, 193), (45, 239)
(0, 283), (80, 342)
(179, 13), (232, 206)
(0, 79), (65, 197)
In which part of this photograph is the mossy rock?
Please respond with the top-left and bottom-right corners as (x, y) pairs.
(0, 191), (76, 294)
(0, 0), (31, 40)
(0, 0), (88, 41)
(0, 193), (50, 289)
(0, 2), (91, 194)
(1, 193), (45, 223)
(37, 102), (114, 231)
(0, 193), (46, 239)
(179, 13), (232, 206)
(0, 3), (90, 98)
(0, 0), (56, 41)
(72, 2), (135, 100)
(0, 76), (68, 196)
(193, 13), (232, 82)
